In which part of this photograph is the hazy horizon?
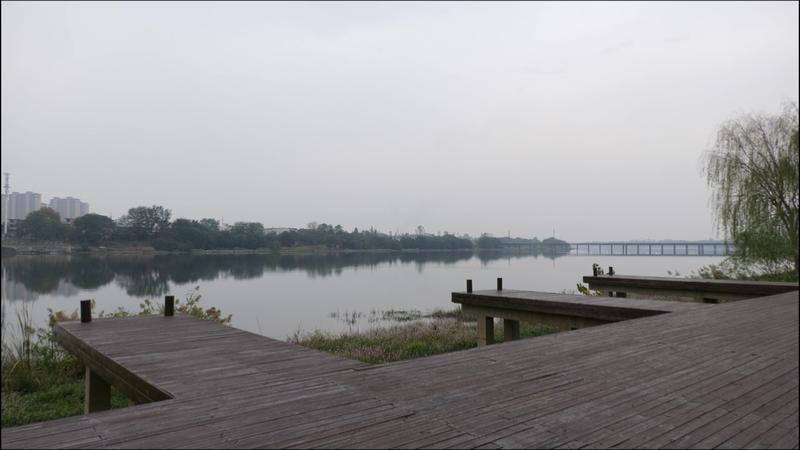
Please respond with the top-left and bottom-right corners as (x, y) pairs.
(2, 2), (798, 241)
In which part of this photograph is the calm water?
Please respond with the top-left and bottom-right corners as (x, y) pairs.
(1, 252), (722, 340)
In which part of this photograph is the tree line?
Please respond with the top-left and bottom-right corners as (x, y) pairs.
(10, 206), (490, 251)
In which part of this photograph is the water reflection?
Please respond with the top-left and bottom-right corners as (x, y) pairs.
(2, 250), (562, 301)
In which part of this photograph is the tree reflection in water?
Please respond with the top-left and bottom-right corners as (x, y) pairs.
(2, 250), (563, 301)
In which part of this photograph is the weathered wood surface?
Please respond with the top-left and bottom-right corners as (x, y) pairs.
(583, 274), (798, 296)
(452, 289), (707, 322)
(2, 291), (798, 449)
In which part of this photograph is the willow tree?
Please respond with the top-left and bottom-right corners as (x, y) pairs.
(705, 103), (799, 276)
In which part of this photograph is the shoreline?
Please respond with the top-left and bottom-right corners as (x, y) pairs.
(1, 243), (486, 257)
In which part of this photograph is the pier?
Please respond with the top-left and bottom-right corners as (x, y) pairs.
(2, 275), (797, 449)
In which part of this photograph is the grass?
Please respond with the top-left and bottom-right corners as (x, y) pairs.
(1, 287), (228, 428)
(426, 307), (477, 321)
(2, 383), (129, 428)
(289, 310), (559, 364)
(0, 305), (129, 427)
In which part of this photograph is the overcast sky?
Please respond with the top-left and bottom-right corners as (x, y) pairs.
(2, 2), (798, 240)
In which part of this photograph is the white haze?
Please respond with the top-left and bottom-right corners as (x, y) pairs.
(2, 1), (798, 240)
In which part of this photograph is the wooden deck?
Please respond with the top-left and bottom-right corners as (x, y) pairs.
(3, 290), (798, 448)
(583, 275), (799, 303)
(452, 289), (708, 321)
(450, 289), (712, 345)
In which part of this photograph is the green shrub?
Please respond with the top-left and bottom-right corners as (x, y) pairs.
(152, 238), (193, 252)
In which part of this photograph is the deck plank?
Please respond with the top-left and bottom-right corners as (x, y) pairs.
(2, 290), (797, 449)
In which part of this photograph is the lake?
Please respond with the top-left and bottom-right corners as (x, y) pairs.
(1, 252), (723, 340)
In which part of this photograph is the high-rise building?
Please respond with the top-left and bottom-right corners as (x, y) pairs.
(1, 191), (42, 222)
(48, 197), (90, 222)
(1, 194), (6, 229)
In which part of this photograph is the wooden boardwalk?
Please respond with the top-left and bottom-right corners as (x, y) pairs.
(583, 274), (800, 303)
(452, 289), (708, 320)
(2, 290), (798, 448)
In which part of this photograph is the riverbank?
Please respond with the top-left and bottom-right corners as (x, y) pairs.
(1, 239), (484, 257)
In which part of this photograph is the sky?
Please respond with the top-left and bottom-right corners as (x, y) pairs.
(2, 1), (798, 241)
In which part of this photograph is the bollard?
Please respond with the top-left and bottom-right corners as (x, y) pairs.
(165, 295), (175, 317)
(497, 277), (503, 291)
(466, 279), (473, 293)
(80, 300), (92, 323)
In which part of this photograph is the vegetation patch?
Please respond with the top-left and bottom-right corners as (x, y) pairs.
(328, 307), (473, 326)
(691, 259), (798, 282)
(290, 312), (558, 364)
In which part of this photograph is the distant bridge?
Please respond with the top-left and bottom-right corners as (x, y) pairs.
(569, 242), (734, 256)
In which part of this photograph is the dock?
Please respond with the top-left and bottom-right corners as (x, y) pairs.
(583, 273), (800, 303)
(2, 276), (798, 449)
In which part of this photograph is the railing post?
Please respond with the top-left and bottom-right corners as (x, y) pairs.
(80, 300), (92, 323)
(466, 279), (473, 293)
(165, 295), (174, 317)
(497, 277), (503, 291)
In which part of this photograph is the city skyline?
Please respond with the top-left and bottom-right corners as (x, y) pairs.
(1, 185), (90, 224)
(0, 180), (727, 241)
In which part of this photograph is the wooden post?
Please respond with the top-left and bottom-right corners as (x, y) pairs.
(165, 295), (174, 317)
(477, 316), (495, 346)
(466, 279), (473, 293)
(503, 319), (520, 341)
(80, 300), (92, 323)
(496, 277), (503, 291)
(84, 367), (111, 414)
